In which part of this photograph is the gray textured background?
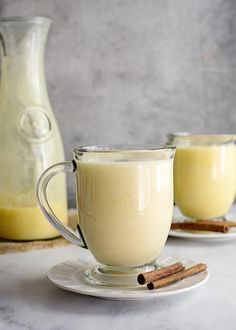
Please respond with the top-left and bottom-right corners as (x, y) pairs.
(1, 0), (236, 205)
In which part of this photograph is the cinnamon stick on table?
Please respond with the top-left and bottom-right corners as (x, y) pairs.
(197, 219), (236, 227)
(137, 262), (185, 285)
(147, 263), (207, 290)
(171, 222), (229, 233)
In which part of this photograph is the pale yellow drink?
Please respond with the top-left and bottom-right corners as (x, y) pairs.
(174, 144), (236, 219)
(76, 159), (173, 267)
(0, 201), (67, 240)
(0, 19), (68, 240)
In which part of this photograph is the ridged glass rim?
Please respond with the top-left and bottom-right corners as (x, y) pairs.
(0, 16), (51, 24)
(173, 134), (235, 146)
(167, 132), (189, 139)
(73, 145), (175, 155)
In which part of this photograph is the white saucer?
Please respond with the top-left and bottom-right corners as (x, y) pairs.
(170, 206), (236, 240)
(47, 254), (209, 301)
(169, 228), (236, 240)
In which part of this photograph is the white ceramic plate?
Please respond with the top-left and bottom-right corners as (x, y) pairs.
(47, 255), (209, 301)
(169, 228), (236, 240)
(170, 206), (236, 240)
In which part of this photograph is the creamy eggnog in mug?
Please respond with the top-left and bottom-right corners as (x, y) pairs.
(37, 146), (175, 287)
(77, 159), (173, 267)
(173, 135), (236, 219)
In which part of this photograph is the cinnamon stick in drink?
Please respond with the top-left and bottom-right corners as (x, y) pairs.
(137, 262), (184, 285)
(147, 263), (207, 290)
(171, 222), (229, 233)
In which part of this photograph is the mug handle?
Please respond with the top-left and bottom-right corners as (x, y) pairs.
(36, 161), (86, 248)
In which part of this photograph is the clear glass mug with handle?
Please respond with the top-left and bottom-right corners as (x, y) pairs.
(37, 145), (175, 287)
(173, 135), (236, 220)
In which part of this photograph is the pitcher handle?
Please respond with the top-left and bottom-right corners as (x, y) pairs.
(36, 161), (86, 248)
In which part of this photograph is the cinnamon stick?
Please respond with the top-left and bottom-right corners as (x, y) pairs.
(147, 263), (207, 290)
(197, 219), (236, 227)
(137, 262), (184, 285)
(171, 222), (229, 233)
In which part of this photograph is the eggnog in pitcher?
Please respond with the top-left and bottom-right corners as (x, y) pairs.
(0, 201), (67, 240)
(0, 17), (68, 240)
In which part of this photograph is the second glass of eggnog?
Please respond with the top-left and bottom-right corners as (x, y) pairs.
(37, 145), (175, 287)
(173, 135), (236, 220)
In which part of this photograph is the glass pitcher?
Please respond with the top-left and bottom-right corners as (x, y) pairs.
(0, 16), (68, 240)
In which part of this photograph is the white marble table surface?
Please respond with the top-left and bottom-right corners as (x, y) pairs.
(1, 234), (236, 330)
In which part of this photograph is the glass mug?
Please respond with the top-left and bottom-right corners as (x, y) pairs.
(37, 146), (175, 287)
(166, 132), (189, 146)
(173, 135), (236, 220)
